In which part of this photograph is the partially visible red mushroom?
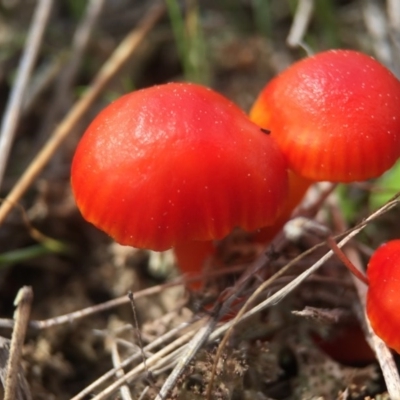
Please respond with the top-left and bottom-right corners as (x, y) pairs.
(71, 83), (289, 251)
(250, 49), (400, 182)
(313, 323), (376, 366)
(366, 240), (400, 354)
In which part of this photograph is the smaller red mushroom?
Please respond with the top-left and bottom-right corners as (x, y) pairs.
(250, 49), (400, 182)
(366, 240), (400, 353)
(71, 82), (289, 251)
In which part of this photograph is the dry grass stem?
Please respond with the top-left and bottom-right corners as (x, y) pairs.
(287, 0), (315, 50)
(387, 0), (400, 27)
(155, 319), (217, 400)
(22, 54), (66, 114)
(88, 330), (196, 400)
(0, 0), (53, 189)
(0, 264), (251, 332)
(39, 0), (106, 141)
(71, 319), (199, 400)
(110, 338), (133, 400)
(4, 287), (33, 400)
(386, 0), (400, 76)
(0, 278), (183, 330)
(0, 2), (165, 227)
(362, 0), (393, 66)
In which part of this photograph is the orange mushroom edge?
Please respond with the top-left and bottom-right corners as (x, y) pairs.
(71, 82), (289, 254)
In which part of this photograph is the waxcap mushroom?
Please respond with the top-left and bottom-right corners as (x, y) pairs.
(250, 49), (400, 182)
(71, 82), (288, 251)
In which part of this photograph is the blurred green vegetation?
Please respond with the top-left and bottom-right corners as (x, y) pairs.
(166, 0), (210, 84)
(370, 160), (400, 210)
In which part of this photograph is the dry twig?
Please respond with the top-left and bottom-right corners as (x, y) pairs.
(110, 338), (133, 400)
(362, 0), (393, 67)
(71, 318), (199, 400)
(0, 0), (53, 189)
(0, 279), (182, 330)
(4, 287), (33, 400)
(38, 0), (106, 142)
(0, 2), (165, 227)
(286, 0), (314, 53)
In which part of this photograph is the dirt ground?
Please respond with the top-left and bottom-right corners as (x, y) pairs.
(0, 1), (400, 399)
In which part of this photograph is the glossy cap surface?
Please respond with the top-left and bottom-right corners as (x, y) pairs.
(250, 50), (400, 182)
(71, 83), (288, 250)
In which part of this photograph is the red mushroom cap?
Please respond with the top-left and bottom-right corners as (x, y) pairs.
(250, 49), (400, 182)
(367, 240), (400, 353)
(71, 83), (288, 251)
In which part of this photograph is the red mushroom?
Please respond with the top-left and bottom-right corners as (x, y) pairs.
(250, 49), (400, 182)
(174, 89), (311, 290)
(248, 49), (400, 283)
(173, 133), (310, 292)
(176, 50), (400, 288)
(366, 240), (400, 353)
(71, 82), (289, 251)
